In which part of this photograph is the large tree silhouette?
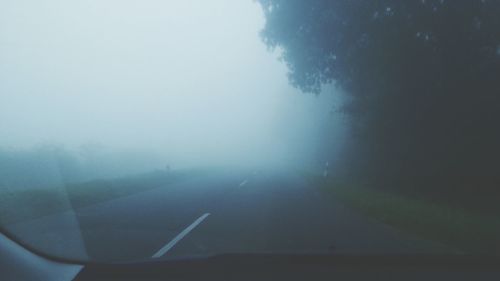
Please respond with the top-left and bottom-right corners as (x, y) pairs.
(258, 0), (500, 204)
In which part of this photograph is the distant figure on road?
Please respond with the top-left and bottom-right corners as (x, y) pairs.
(165, 164), (171, 173)
(323, 161), (329, 178)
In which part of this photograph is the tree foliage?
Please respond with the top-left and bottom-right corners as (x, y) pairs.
(258, 0), (500, 200)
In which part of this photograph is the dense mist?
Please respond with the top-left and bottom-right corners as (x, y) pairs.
(2, 0), (500, 261)
(0, 0), (345, 179)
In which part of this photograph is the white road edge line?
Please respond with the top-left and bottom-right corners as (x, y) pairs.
(239, 180), (248, 187)
(151, 213), (210, 258)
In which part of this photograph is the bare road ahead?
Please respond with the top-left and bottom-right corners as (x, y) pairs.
(8, 169), (451, 261)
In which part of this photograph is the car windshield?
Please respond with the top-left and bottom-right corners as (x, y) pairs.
(1, 0), (499, 262)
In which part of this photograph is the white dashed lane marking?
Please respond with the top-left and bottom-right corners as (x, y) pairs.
(152, 213), (210, 258)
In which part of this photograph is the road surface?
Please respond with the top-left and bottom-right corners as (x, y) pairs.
(6, 169), (452, 261)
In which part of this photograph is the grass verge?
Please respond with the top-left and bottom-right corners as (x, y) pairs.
(310, 175), (500, 254)
(0, 169), (203, 225)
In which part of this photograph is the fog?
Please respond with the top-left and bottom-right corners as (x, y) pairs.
(2, 1), (499, 261)
(0, 0), (345, 172)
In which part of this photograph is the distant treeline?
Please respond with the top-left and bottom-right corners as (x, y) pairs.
(258, 0), (500, 209)
(0, 144), (164, 190)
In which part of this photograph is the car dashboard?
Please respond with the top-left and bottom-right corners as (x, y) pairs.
(1, 231), (499, 281)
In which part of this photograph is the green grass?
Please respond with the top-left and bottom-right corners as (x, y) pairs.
(311, 176), (500, 254)
(0, 169), (201, 225)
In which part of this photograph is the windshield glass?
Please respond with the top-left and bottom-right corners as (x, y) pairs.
(1, 0), (499, 262)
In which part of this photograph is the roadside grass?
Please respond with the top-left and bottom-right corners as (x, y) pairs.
(0, 169), (204, 225)
(309, 175), (500, 254)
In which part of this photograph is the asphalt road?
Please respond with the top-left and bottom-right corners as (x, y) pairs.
(7, 169), (452, 262)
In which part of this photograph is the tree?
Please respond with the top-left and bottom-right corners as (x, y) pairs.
(257, 0), (500, 201)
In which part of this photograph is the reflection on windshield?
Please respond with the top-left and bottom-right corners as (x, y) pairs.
(0, 0), (499, 261)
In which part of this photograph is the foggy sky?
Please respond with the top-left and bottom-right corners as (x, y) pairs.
(0, 0), (343, 168)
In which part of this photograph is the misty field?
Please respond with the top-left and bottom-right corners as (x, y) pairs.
(309, 176), (500, 255)
(0, 170), (198, 225)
